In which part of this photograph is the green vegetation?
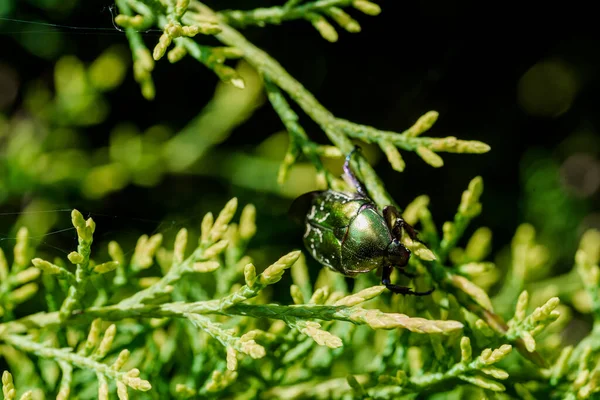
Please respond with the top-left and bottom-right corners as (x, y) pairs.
(0, 1), (599, 399)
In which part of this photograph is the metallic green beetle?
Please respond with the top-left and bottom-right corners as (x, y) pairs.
(290, 148), (433, 296)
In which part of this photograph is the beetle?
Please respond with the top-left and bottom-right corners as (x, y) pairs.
(289, 147), (434, 296)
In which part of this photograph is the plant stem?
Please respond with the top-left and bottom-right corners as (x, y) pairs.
(5, 334), (123, 382)
(336, 119), (490, 154)
(0, 301), (462, 336)
(118, 246), (204, 307)
(59, 230), (92, 321)
(263, 78), (332, 184)
(220, 0), (355, 27)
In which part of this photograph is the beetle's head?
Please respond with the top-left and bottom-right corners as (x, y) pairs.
(386, 239), (411, 267)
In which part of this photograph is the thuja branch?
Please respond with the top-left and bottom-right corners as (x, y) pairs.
(181, 2), (489, 207)
(0, 300), (463, 336)
(221, 0), (371, 27)
(201, 9), (391, 206)
(4, 336), (124, 383)
(58, 211), (98, 320)
(336, 119), (490, 155)
(219, 0), (382, 42)
(118, 197), (237, 307)
(1, 238), (462, 337)
(263, 78), (334, 187)
(368, 339), (513, 398)
(4, 324), (152, 398)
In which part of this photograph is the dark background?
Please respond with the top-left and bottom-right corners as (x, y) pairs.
(1, 0), (599, 271)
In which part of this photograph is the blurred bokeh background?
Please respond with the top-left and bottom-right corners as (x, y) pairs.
(0, 0), (598, 293)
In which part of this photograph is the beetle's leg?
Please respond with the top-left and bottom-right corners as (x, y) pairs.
(397, 269), (417, 279)
(381, 265), (434, 296)
(343, 146), (369, 198)
(383, 206), (421, 242)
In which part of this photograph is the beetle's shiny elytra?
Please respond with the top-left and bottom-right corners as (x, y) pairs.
(303, 192), (391, 276)
(290, 147), (433, 296)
